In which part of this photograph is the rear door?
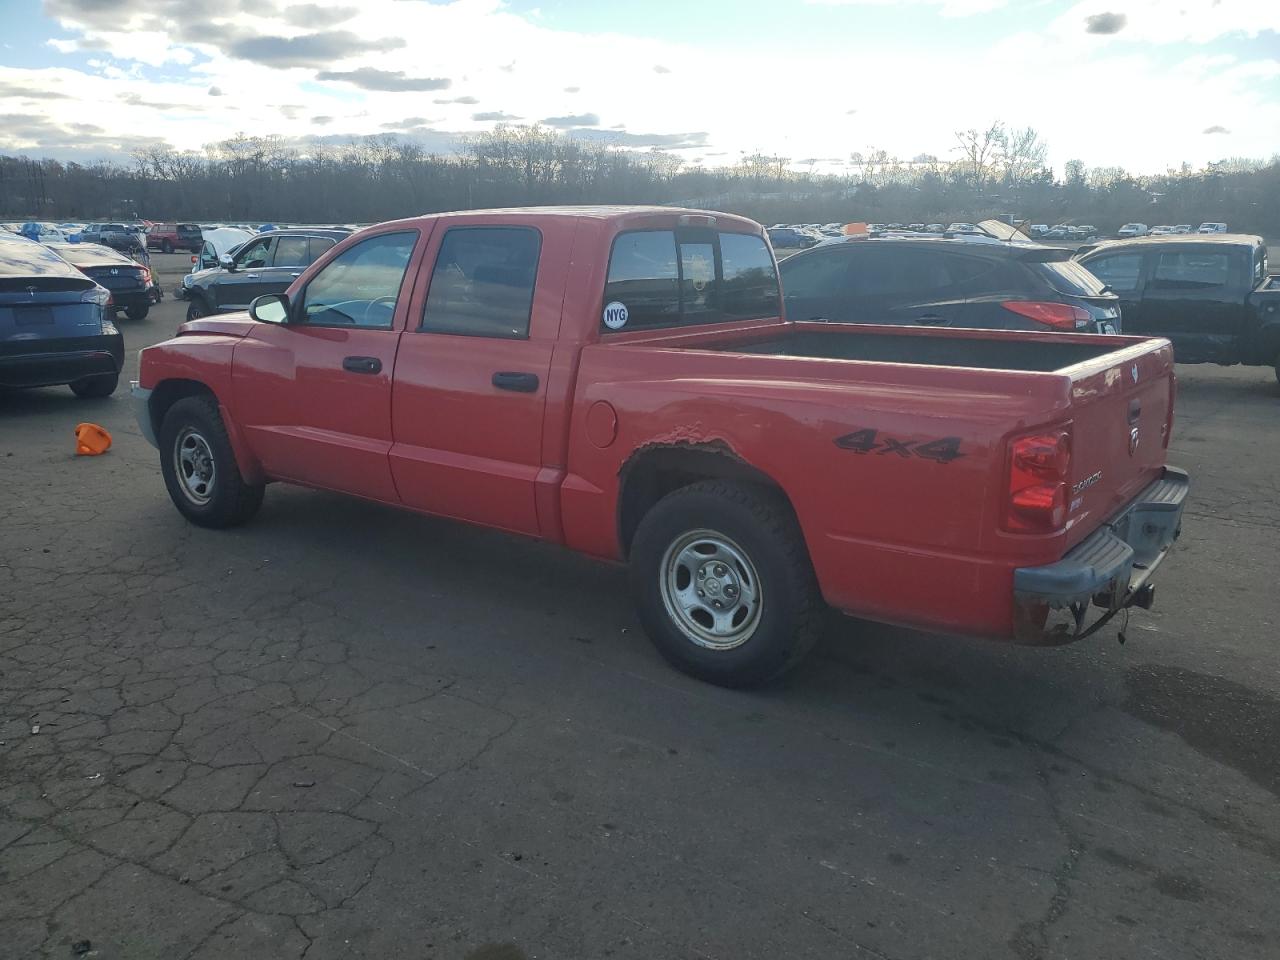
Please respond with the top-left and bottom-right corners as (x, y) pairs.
(389, 220), (568, 537)
(1140, 244), (1242, 362)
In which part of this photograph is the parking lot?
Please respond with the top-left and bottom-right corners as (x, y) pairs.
(2, 253), (1278, 959)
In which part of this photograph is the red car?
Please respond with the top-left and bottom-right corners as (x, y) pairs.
(133, 207), (1187, 686)
(147, 222), (203, 254)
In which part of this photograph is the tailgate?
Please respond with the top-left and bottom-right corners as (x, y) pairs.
(1061, 339), (1175, 549)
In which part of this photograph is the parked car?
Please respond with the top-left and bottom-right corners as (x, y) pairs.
(133, 207), (1185, 686)
(780, 233), (1120, 333)
(1149, 226), (1175, 236)
(182, 228), (351, 320)
(925, 223), (944, 233)
(147, 222), (203, 254)
(1078, 234), (1280, 377)
(1029, 224), (1050, 236)
(47, 242), (154, 321)
(186, 227), (256, 276)
(1117, 223), (1148, 238)
(1173, 225), (1193, 235)
(81, 223), (145, 250)
(947, 222), (980, 234)
(1198, 222), (1228, 234)
(766, 227), (818, 249)
(0, 231), (121, 397)
(1079, 225), (1099, 238)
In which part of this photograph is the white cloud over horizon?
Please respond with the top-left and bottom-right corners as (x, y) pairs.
(2, 0), (1278, 175)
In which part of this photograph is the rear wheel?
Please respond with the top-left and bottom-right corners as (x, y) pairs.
(69, 373), (119, 399)
(185, 298), (210, 321)
(126, 304), (149, 321)
(629, 480), (824, 687)
(158, 396), (263, 528)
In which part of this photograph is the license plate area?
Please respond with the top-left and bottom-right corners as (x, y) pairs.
(14, 307), (54, 326)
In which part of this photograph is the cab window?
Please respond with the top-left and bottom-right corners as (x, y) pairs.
(299, 231), (418, 328)
(1085, 253), (1144, 293)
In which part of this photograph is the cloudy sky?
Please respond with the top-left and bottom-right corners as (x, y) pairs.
(0, 0), (1277, 174)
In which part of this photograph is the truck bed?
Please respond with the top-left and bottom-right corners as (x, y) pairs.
(705, 324), (1119, 372)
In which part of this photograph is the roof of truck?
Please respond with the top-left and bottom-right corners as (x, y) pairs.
(375, 206), (763, 232)
(1085, 233), (1263, 251)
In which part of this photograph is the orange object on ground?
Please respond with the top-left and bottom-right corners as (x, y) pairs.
(74, 423), (112, 456)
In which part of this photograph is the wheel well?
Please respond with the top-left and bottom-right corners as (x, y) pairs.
(149, 379), (216, 437)
(617, 443), (794, 557)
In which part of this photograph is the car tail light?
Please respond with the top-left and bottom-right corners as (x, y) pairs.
(139, 267), (152, 284)
(1002, 301), (1091, 331)
(81, 285), (111, 306)
(1004, 430), (1071, 533)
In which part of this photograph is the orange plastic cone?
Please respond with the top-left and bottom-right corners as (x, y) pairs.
(74, 423), (112, 456)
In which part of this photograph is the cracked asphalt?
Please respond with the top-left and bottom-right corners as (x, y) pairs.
(2, 254), (1278, 959)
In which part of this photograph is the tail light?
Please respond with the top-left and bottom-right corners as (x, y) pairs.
(1164, 372), (1177, 448)
(81, 285), (111, 306)
(139, 267), (152, 285)
(1004, 429), (1072, 533)
(1002, 301), (1091, 331)
(190, 255), (197, 264)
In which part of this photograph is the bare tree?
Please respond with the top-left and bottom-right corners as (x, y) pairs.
(953, 122), (1005, 191)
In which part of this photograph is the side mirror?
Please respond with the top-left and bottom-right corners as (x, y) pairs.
(249, 293), (290, 325)
(219, 253), (235, 271)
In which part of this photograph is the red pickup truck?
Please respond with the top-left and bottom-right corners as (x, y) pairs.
(133, 207), (1188, 686)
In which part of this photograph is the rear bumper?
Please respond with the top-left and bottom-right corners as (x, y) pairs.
(1012, 466), (1189, 644)
(0, 335), (124, 389)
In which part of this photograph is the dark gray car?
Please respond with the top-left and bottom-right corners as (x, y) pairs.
(183, 228), (351, 320)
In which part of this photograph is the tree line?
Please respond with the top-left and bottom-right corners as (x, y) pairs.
(1, 122), (1277, 235)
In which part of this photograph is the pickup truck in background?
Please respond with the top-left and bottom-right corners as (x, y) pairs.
(133, 207), (1188, 687)
(1078, 234), (1280, 380)
(147, 222), (203, 254)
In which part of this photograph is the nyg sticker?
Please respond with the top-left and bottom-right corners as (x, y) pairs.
(603, 301), (629, 330)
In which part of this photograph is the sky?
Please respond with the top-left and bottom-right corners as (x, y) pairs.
(0, 0), (1277, 175)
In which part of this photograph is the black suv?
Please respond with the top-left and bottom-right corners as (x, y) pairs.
(779, 232), (1121, 334)
(183, 228), (352, 320)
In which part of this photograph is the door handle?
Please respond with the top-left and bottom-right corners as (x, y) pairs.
(290, 272), (301, 278)
(245, 273), (260, 279)
(915, 313), (947, 325)
(343, 356), (382, 374)
(492, 371), (539, 393)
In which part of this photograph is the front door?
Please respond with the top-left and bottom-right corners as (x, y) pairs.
(215, 235), (276, 311)
(1081, 250), (1146, 334)
(389, 219), (570, 537)
(231, 229), (424, 501)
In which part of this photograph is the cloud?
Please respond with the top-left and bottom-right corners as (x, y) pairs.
(278, 104), (305, 119)
(207, 86), (224, 96)
(1084, 12), (1126, 34)
(0, 81), (70, 100)
(569, 128), (710, 149)
(541, 112), (599, 128)
(433, 96), (479, 104)
(472, 111), (522, 121)
(1203, 125), (1230, 134)
(283, 3), (358, 28)
(315, 67), (450, 91)
(563, 86), (580, 93)
(0, 110), (167, 161)
(653, 65), (670, 74)
(228, 31), (405, 68)
(379, 116), (436, 129)
(312, 115), (334, 125)
(805, 0), (1009, 15)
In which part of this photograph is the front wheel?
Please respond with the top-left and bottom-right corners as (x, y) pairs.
(158, 396), (264, 528)
(185, 298), (210, 322)
(629, 480), (824, 687)
(126, 304), (149, 321)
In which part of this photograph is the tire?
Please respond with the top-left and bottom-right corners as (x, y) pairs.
(126, 304), (149, 321)
(161, 239), (173, 254)
(69, 373), (119, 399)
(158, 396), (264, 528)
(185, 298), (210, 321)
(629, 480), (824, 687)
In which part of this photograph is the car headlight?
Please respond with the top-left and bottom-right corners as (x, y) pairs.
(101, 317), (119, 336)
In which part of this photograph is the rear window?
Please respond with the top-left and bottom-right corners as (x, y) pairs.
(177, 224), (201, 235)
(1152, 251), (1230, 290)
(1037, 259), (1108, 297)
(602, 229), (779, 332)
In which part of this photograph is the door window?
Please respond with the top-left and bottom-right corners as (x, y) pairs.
(720, 233), (779, 320)
(1084, 253), (1144, 292)
(307, 237), (337, 264)
(1151, 250), (1229, 291)
(781, 248), (854, 299)
(850, 247), (956, 297)
(272, 236), (310, 269)
(419, 227), (542, 339)
(235, 237), (274, 269)
(298, 230), (418, 328)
